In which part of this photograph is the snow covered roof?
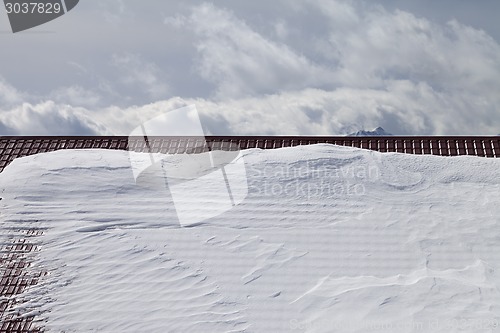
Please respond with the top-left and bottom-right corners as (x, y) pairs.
(0, 136), (499, 331)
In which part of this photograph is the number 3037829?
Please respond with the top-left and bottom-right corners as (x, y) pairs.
(5, 2), (62, 14)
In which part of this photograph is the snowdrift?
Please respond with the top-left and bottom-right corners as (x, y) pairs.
(1, 144), (499, 332)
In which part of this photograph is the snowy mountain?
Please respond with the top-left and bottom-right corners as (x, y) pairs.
(348, 126), (393, 136)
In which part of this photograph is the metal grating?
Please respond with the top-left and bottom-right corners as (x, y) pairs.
(0, 135), (499, 332)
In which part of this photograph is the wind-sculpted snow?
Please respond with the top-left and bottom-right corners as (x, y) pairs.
(1, 145), (500, 332)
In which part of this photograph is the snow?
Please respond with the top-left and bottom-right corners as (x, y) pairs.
(1, 144), (500, 332)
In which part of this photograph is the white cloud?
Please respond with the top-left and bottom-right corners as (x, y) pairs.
(161, 1), (500, 135)
(1, 1), (500, 136)
(50, 86), (102, 108)
(0, 78), (24, 107)
(166, 3), (336, 99)
(1, 80), (496, 137)
(98, 0), (127, 25)
(163, 13), (187, 29)
(112, 53), (169, 101)
(0, 102), (106, 136)
(290, 0), (500, 97)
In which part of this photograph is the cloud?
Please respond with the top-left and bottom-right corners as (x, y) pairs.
(50, 86), (102, 108)
(166, 3), (336, 99)
(1, 79), (495, 137)
(112, 53), (169, 101)
(1, 0), (500, 136)
(0, 121), (16, 136)
(309, 0), (500, 95)
(0, 78), (24, 108)
(0, 102), (105, 136)
(162, 1), (500, 135)
(98, 0), (127, 25)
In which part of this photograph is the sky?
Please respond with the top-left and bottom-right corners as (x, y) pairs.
(0, 0), (499, 136)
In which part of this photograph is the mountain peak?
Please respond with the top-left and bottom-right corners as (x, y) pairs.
(347, 127), (393, 136)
